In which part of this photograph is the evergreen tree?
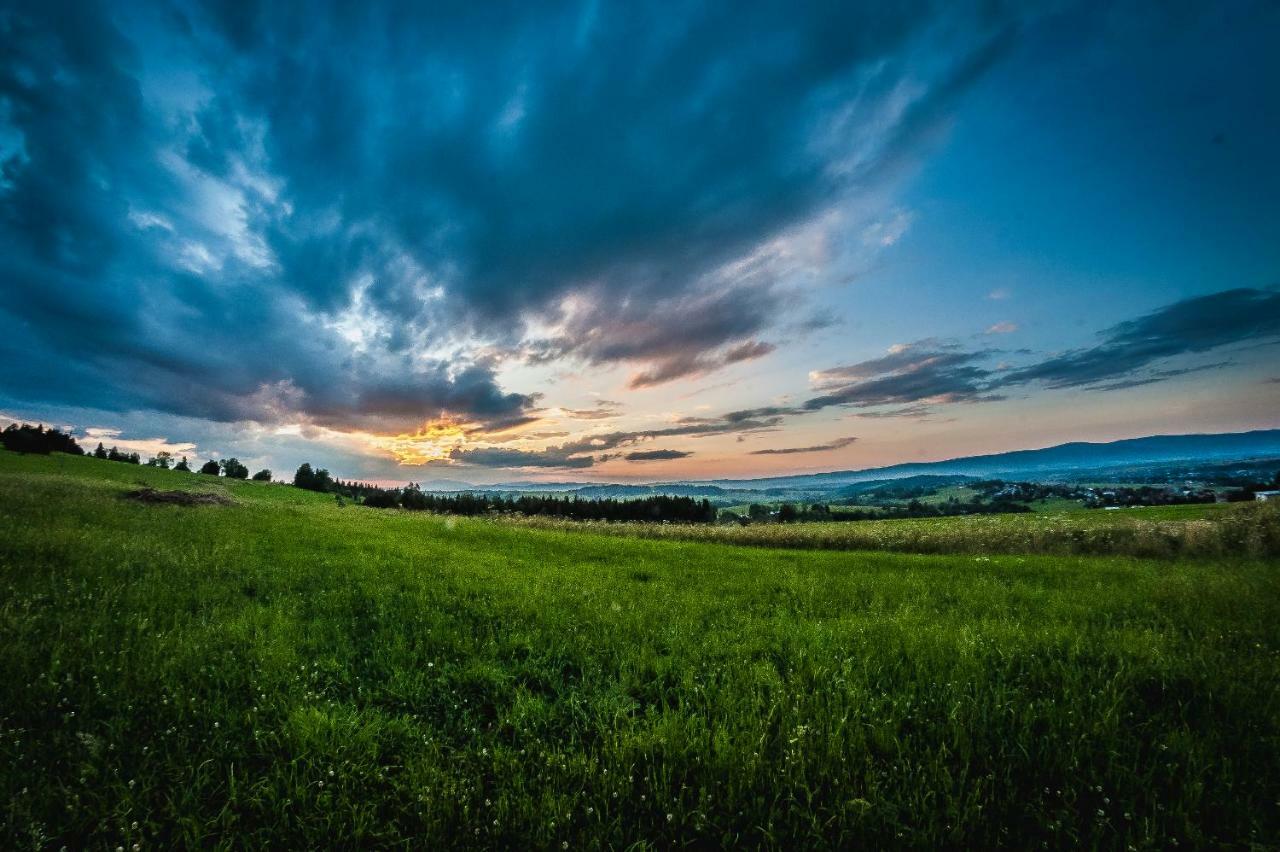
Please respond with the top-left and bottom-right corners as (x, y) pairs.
(0, 423), (84, 455)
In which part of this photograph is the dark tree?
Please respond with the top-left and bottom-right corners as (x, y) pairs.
(359, 489), (718, 524)
(219, 458), (249, 479)
(363, 489), (399, 508)
(94, 442), (108, 459)
(200, 460), (221, 475)
(293, 463), (314, 489)
(778, 503), (798, 523)
(174, 456), (191, 472)
(1, 423), (83, 455)
(251, 469), (272, 482)
(293, 463), (334, 492)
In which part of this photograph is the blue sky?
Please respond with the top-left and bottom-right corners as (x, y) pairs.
(1, 1), (1277, 484)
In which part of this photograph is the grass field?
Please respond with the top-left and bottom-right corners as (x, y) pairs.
(2, 452), (1278, 849)
(511, 498), (1276, 561)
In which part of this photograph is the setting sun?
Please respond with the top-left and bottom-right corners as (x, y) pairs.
(372, 420), (468, 465)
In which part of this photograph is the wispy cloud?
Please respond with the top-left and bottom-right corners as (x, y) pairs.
(749, 436), (857, 455)
(624, 449), (692, 461)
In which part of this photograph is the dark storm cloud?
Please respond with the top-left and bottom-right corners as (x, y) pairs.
(0, 1), (534, 433)
(624, 449), (692, 461)
(519, 260), (790, 387)
(189, 0), (1016, 327)
(0, 0), (1023, 428)
(749, 435), (857, 455)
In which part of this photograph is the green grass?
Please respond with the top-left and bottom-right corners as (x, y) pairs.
(2, 452), (1278, 849)
(513, 498), (1276, 560)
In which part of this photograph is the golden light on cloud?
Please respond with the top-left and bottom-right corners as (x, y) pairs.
(372, 419), (468, 465)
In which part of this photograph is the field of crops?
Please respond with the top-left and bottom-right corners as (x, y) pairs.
(2, 451), (1278, 848)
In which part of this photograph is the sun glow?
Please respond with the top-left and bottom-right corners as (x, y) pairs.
(372, 419), (468, 465)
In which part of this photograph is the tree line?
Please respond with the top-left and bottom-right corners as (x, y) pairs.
(1, 423), (84, 455)
(1, 423), (274, 480)
(728, 498), (1032, 524)
(357, 483), (719, 523)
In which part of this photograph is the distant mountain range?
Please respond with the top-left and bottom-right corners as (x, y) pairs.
(702, 429), (1280, 490)
(421, 429), (1280, 494)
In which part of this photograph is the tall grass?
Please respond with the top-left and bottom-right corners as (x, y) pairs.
(505, 501), (1280, 559)
(1, 453), (1277, 848)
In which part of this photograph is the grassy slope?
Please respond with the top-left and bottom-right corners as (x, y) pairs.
(1, 452), (1278, 849)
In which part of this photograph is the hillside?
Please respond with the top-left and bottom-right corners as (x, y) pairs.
(1, 451), (1278, 848)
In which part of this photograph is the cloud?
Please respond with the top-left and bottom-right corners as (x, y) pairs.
(985, 321), (1018, 334)
(749, 435), (857, 455)
(448, 446), (596, 469)
(559, 401), (624, 420)
(628, 340), (776, 389)
(803, 343), (1001, 411)
(860, 209), (914, 247)
(747, 288), (1280, 424)
(0, 2), (536, 435)
(436, 413), (782, 469)
(624, 449), (692, 461)
(846, 405), (934, 419)
(0, 1), (1024, 433)
(996, 288), (1280, 389)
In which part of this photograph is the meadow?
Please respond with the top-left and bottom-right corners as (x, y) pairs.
(1, 451), (1278, 849)
(512, 499), (1278, 560)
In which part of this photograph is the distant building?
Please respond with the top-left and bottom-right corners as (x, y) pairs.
(1256, 490), (1280, 502)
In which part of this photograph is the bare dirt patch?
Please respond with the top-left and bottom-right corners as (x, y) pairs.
(122, 487), (232, 506)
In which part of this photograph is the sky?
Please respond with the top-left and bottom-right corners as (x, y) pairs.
(1, 0), (1278, 485)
